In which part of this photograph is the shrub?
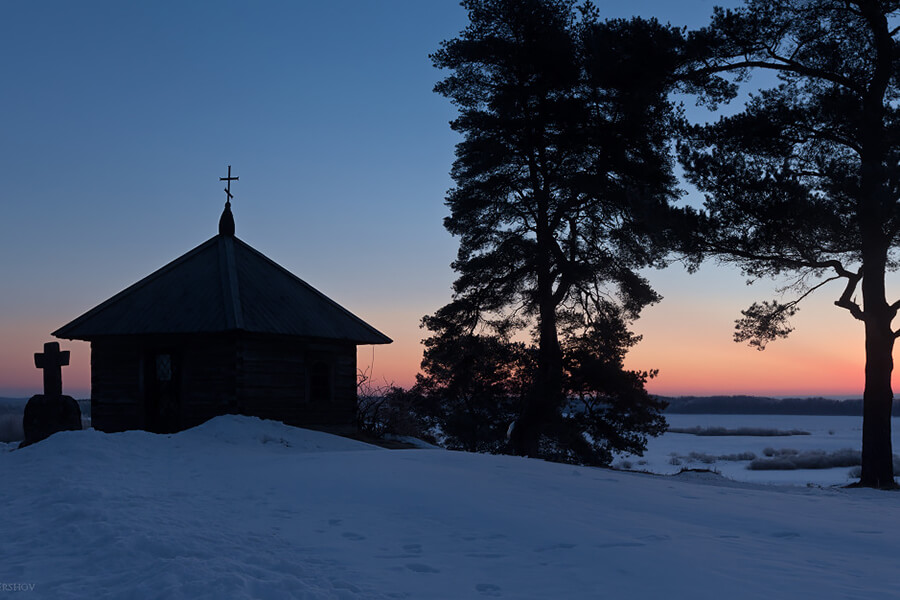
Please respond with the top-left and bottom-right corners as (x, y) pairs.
(718, 452), (757, 461)
(749, 449), (861, 470)
(668, 426), (810, 437)
(763, 447), (799, 457)
(668, 451), (757, 465)
(687, 451), (717, 464)
(357, 387), (429, 440)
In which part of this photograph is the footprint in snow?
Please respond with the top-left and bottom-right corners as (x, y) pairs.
(534, 543), (577, 552)
(476, 583), (502, 596)
(771, 531), (800, 539)
(406, 563), (440, 573)
(638, 534), (670, 542)
(595, 541), (645, 549)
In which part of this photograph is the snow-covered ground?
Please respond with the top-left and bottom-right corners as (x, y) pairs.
(619, 414), (900, 486)
(1, 415), (898, 599)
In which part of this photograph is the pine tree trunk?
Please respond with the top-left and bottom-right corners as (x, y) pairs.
(855, 0), (896, 489)
(858, 253), (896, 488)
(511, 192), (562, 457)
(860, 337), (895, 488)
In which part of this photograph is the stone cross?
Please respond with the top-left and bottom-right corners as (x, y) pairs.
(34, 341), (69, 397)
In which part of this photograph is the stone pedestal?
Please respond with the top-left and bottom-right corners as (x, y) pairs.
(19, 394), (82, 448)
(19, 341), (81, 448)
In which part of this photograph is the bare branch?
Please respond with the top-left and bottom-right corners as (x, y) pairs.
(688, 59), (864, 95)
(784, 125), (863, 156)
(788, 274), (845, 306)
(704, 240), (856, 278)
(888, 296), (900, 330)
(834, 269), (864, 321)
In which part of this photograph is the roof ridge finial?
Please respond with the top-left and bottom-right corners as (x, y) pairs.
(218, 165), (239, 236)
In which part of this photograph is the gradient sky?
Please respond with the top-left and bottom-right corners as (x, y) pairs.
(2, 0), (893, 399)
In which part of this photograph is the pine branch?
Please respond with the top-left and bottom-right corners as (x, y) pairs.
(704, 239), (856, 278)
(834, 269), (865, 321)
(689, 59), (864, 95)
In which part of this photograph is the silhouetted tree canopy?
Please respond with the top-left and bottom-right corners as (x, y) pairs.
(416, 313), (532, 453)
(425, 0), (681, 463)
(679, 0), (900, 488)
(416, 300), (666, 465)
(557, 307), (667, 464)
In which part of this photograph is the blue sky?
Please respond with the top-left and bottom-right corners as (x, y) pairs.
(1, 0), (874, 398)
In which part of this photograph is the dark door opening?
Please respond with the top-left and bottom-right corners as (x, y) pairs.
(145, 352), (181, 433)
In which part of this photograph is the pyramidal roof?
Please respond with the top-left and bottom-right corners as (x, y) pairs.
(54, 207), (391, 345)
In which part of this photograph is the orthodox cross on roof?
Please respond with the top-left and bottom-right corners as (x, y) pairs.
(34, 341), (69, 397)
(220, 165), (239, 204)
(218, 165), (239, 236)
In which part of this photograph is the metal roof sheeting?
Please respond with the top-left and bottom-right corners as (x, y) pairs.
(53, 235), (392, 345)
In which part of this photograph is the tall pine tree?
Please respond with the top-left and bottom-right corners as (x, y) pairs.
(679, 0), (900, 488)
(428, 0), (680, 459)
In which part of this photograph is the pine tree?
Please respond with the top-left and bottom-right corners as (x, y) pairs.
(428, 0), (681, 460)
(680, 0), (900, 487)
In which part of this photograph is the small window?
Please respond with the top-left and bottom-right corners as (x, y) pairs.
(156, 354), (172, 382)
(309, 362), (331, 402)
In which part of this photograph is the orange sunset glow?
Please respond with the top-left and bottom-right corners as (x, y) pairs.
(4, 266), (894, 400)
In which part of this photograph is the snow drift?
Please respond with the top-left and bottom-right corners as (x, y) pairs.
(1, 415), (897, 599)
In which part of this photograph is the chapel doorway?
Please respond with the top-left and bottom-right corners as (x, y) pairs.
(145, 352), (181, 433)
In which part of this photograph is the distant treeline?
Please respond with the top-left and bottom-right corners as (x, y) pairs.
(660, 396), (900, 416)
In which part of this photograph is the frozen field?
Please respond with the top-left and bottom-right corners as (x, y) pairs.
(619, 414), (900, 486)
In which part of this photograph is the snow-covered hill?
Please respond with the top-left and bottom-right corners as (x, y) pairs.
(1, 416), (897, 599)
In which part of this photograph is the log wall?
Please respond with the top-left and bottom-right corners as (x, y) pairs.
(89, 334), (358, 433)
(237, 335), (357, 428)
(90, 339), (143, 432)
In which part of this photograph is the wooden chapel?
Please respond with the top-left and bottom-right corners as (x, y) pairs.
(53, 168), (391, 433)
